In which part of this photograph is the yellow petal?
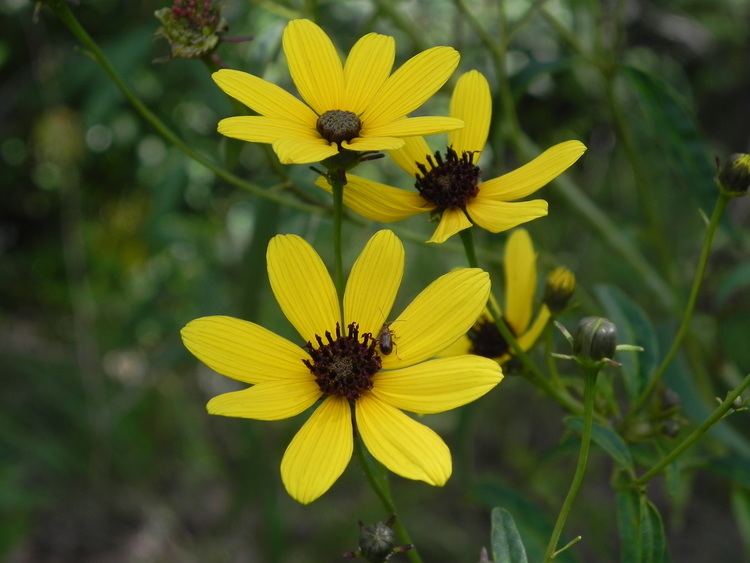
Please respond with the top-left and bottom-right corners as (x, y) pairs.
(181, 316), (311, 384)
(448, 70), (491, 157)
(314, 174), (429, 222)
(207, 379), (321, 421)
(343, 33), (395, 114)
(341, 137), (404, 152)
(388, 136), (433, 176)
(344, 230), (404, 337)
(267, 234), (340, 344)
(436, 334), (472, 358)
(517, 305), (551, 351)
(427, 208), (473, 244)
(211, 69), (317, 126)
(217, 116), (318, 144)
(382, 268), (490, 369)
(361, 46), (460, 129)
(356, 394), (451, 485)
(479, 140), (587, 201)
(504, 229), (537, 334)
(466, 197), (548, 233)
(372, 356), (501, 414)
(272, 138), (338, 164)
(282, 19), (345, 114)
(365, 117), (464, 138)
(281, 397), (352, 504)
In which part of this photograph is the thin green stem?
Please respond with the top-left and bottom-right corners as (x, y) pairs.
(458, 230), (584, 415)
(329, 170), (346, 320)
(46, 0), (322, 215)
(628, 193), (730, 418)
(354, 434), (423, 563)
(634, 374), (750, 486)
(544, 367), (599, 561)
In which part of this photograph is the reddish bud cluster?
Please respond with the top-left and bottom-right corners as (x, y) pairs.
(171, 0), (219, 29)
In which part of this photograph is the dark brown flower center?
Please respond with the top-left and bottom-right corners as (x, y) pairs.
(467, 317), (516, 359)
(303, 322), (381, 401)
(316, 110), (362, 145)
(414, 146), (480, 210)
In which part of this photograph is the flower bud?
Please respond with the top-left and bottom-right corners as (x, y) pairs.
(359, 521), (395, 561)
(573, 317), (617, 361)
(155, 0), (227, 59)
(661, 419), (681, 439)
(544, 266), (576, 313)
(717, 153), (750, 196)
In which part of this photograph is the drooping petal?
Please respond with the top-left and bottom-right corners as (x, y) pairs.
(372, 356), (501, 414)
(341, 137), (404, 152)
(381, 268), (490, 370)
(356, 394), (451, 486)
(478, 140), (587, 201)
(314, 174), (430, 222)
(217, 116), (318, 144)
(364, 117), (463, 139)
(466, 197), (548, 234)
(267, 234), (340, 344)
(504, 229), (537, 334)
(448, 70), (491, 157)
(282, 19), (345, 114)
(343, 33), (395, 114)
(436, 334), (472, 357)
(207, 379), (321, 421)
(388, 136), (433, 176)
(272, 138), (338, 164)
(181, 316), (311, 384)
(344, 230), (404, 337)
(361, 47), (460, 129)
(427, 208), (473, 244)
(517, 305), (551, 352)
(281, 397), (352, 504)
(211, 69), (318, 126)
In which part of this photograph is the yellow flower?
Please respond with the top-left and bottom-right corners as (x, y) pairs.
(316, 70), (586, 243)
(181, 230), (502, 504)
(441, 229), (550, 363)
(212, 19), (463, 164)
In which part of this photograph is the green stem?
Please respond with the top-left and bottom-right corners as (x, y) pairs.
(634, 374), (750, 487)
(329, 169), (346, 320)
(46, 0), (322, 215)
(354, 434), (423, 563)
(628, 193), (730, 417)
(544, 367), (599, 561)
(458, 230), (584, 415)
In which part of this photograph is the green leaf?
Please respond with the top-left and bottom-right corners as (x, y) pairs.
(639, 496), (667, 563)
(731, 486), (750, 560)
(566, 416), (635, 474)
(595, 285), (659, 400)
(616, 489), (641, 563)
(491, 508), (529, 563)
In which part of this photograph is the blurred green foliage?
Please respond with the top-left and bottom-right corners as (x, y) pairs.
(1, 0), (749, 561)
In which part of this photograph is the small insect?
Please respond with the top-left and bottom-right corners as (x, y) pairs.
(377, 322), (396, 355)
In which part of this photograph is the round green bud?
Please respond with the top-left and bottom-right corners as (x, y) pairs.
(544, 266), (576, 313)
(573, 316), (617, 361)
(358, 521), (396, 562)
(717, 153), (750, 196)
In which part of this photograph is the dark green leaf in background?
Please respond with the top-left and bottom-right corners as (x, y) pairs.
(491, 507), (529, 563)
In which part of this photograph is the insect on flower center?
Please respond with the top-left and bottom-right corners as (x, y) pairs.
(316, 110), (362, 145)
(303, 322), (382, 401)
(467, 317), (516, 359)
(414, 146), (480, 210)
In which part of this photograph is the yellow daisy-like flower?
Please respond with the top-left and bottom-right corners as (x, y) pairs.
(181, 230), (502, 504)
(316, 70), (586, 243)
(212, 19), (463, 164)
(441, 229), (550, 363)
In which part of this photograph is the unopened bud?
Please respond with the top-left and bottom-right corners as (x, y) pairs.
(544, 266), (576, 313)
(717, 153), (750, 196)
(359, 521), (395, 561)
(573, 317), (617, 361)
(155, 0), (227, 59)
(661, 419), (681, 439)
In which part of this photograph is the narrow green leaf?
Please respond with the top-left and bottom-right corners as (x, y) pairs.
(639, 496), (667, 563)
(616, 489), (641, 563)
(566, 416), (635, 474)
(730, 486), (750, 560)
(491, 508), (529, 563)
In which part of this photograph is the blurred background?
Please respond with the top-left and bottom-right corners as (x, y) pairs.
(2, 0), (749, 561)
